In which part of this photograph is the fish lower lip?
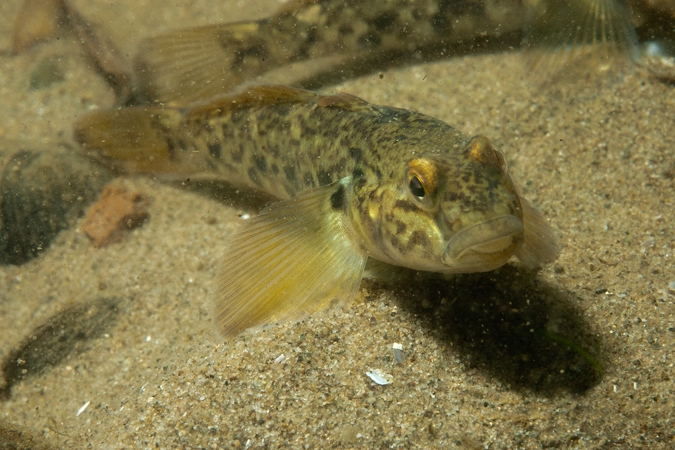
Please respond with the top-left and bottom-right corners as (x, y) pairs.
(443, 215), (524, 264)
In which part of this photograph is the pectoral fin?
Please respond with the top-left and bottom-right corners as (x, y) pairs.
(214, 177), (367, 337)
(522, 0), (638, 83)
(363, 259), (417, 284)
(514, 197), (559, 269)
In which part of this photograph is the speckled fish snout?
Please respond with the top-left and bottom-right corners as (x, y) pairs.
(437, 135), (525, 273)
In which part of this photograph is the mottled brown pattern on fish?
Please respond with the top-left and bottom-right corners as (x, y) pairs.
(163, 92), (450, 203)
(75, 85), (559, 337)
(75, 85), (555, 278)
(285, 0), (522, 59)
(135, 0), (532, 103)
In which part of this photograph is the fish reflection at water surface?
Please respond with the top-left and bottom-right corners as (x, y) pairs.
(133, 0), (650, 104)
(12, 0), (673, 107)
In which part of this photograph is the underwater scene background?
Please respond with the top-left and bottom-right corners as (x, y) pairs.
(0, 0), (674, 448)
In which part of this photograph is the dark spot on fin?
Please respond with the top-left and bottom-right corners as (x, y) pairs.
(330, 185), (345, 210)
(431, 13), (452, 34)
(232, 144), (245, 163)
(438, 0), (484, 15)
(284, 165), (296, 182)
(254, 155), (267, 173)
(248, 167), (263, 187)
(317, 170), (332, 186)
(303, 171), (314, 187)
(208, 141), (221, 159)
(166, 139), (176, 160)
(338, 24), (353, 36)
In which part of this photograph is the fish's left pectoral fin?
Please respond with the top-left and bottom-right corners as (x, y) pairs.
(213, 178), (367, 338)
(515, 197), (559, 269)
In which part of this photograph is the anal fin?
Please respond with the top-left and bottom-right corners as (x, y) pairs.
(214, 177), (367, 337)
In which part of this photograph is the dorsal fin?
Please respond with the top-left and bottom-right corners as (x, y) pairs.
(186, 85), (319, 117)
(316, 92), (373, 112)
(186, 85), (375, 117)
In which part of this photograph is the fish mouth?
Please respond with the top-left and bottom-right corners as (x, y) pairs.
(442, 215), (524, 270)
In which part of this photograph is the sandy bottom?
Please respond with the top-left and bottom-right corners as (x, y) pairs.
(1, 0), (674, 448)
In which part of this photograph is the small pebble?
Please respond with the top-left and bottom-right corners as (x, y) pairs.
(366, 369), (393, 385)
(392, 343), (405, 364)
(83, 185), (151, 248)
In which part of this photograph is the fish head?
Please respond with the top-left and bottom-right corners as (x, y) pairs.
(371, 134), (526, 273)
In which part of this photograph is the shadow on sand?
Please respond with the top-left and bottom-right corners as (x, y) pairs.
(182, 179), (603, 396)
(384, 265), (603, 396)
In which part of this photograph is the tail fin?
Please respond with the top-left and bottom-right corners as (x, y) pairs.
(74, 106), (190, 175)
(523, 0), (638, 83)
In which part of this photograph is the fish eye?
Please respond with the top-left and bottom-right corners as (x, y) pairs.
(409, 176), (425, 198)
(406, 158), (438, 210)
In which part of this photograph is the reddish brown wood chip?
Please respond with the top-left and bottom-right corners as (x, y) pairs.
(83, 185), (150, 248)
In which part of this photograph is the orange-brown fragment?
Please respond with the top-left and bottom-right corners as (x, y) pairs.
(12, 0), (68, 54)
(83, 185), (150, 248)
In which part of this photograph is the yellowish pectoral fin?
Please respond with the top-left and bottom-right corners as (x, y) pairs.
(363, 259), (417, 284)
(214, 177), (367, 338)
(514, 197), (559, 269)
